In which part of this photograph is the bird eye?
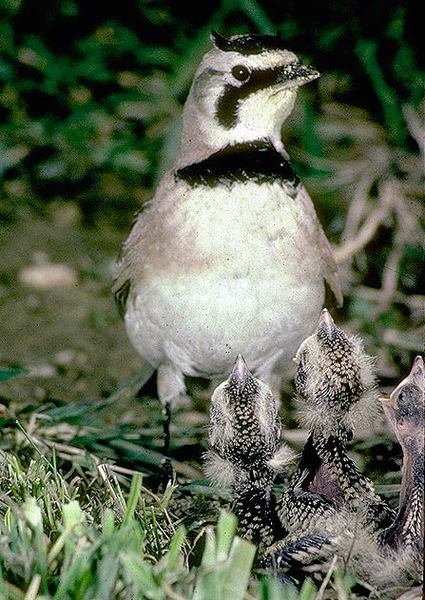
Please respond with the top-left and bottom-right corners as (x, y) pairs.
(231, 65), (250, 82)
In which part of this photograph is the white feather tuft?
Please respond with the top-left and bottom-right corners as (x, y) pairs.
(202, 450), (235, 489)
(267, 443), (296, 472)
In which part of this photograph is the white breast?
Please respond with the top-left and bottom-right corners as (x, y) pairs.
(125, 180), (325, 379)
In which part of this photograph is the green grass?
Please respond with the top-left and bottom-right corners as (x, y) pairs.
(0, 369), (363, 599)
(0, 447), (300, 599)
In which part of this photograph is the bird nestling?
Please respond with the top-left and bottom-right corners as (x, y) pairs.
(204, 355), (292, 550)
(259, 316), (421, 592)
(379, 355), (424, 555)
(336, 356), (424, 595)
(277, 309), (395, 534)
(113, 32), (342, 464)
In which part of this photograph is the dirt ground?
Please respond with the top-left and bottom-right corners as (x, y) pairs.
(0, 211), (141, 405)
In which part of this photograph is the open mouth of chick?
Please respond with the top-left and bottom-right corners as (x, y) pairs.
(306, 463), (345, 506)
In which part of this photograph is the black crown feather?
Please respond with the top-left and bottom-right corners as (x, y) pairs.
(210, 31), (287, 55)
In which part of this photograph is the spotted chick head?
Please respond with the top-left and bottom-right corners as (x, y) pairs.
(293, 309), (377, 435)
(204, 355), (292, 488)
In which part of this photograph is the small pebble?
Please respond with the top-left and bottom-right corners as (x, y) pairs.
(19, 263), (78, 289)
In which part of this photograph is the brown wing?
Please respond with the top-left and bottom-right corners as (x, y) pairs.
(112, 205), (148, 319)
(296, 185), (343, 307)
(113, 276), (131, 318)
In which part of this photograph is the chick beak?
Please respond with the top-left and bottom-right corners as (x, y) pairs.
(390, 356), (424, 405)
(316, 308), (336, 336)
(410, 355), (425, 389)
(380, 394), (396, 408)
(277, 62), (320, 89)
(380, 394), (397, 423)
(229, 354), (252, 392)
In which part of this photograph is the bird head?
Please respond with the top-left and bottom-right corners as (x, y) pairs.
(208, 354), (280, 453)
(204, 355), (290, 488)
(293, 309), (377, 434)
(381, 356), (424, 454)
(178, 32), (319, 164)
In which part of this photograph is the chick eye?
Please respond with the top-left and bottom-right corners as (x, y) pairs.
(231, 65), (250, 82)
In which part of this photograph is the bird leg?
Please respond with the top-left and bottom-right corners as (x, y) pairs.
(157, 363), (187, 486)
(162, 400), (172, 457)
(159, 400), (173, 484)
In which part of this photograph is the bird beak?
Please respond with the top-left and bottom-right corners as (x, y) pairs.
(229, 354), (252, 391)
(390, 356), (424, 406)
(316, 308), (336, 336)
(380, 394), (396, 409)
(276, 62), (320, 90)
(409, 355), (424, 389)
(380, 394), (397, 424)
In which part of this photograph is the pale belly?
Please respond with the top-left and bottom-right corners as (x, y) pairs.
(125, 268), (324, 379)
(123, 179), (327, 380)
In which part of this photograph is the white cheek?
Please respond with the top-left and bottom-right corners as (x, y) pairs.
(237, 89), (297, 136)
(193, 88), (297, 149)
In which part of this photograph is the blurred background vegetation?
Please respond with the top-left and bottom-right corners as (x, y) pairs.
(0, 0), (423, 428)
(1, 0), (423, 392)
(0, 0), (422, 222)
(0, 1), (423, 596)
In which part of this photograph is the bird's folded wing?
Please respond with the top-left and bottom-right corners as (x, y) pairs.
(112, 219), (143, 318)
(297, 185), (343, 307)
(112, 272), (131, 318)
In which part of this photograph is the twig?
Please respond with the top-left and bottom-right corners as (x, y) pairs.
(341, 175), (373, 241)
(160, 581), (188, 600)
(314, 554), (338, 600)
(23, 574), (41, 600)
(356, 287), (424, 310)
(375, 235), (404, 312)
(342, 512), (361, 575)
(34, 429), (202, 479)
(333, 572), (348, 600)
(335, 200), (391, 263)
(403, 105), (425, 157)
(33, 437), (90, 457)
(170, 460), (203, 479)
(383, 329), (424, 352)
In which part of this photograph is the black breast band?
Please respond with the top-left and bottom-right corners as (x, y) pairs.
(175, 141), (299, 197)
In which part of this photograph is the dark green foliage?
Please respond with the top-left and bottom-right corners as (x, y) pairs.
(0, 367), (28, 381)
(0, 1), (421, 223)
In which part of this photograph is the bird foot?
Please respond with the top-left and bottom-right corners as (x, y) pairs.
(156, 456), (175, 493)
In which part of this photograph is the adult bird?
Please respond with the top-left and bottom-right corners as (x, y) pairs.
(113, 32), (342, 461)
